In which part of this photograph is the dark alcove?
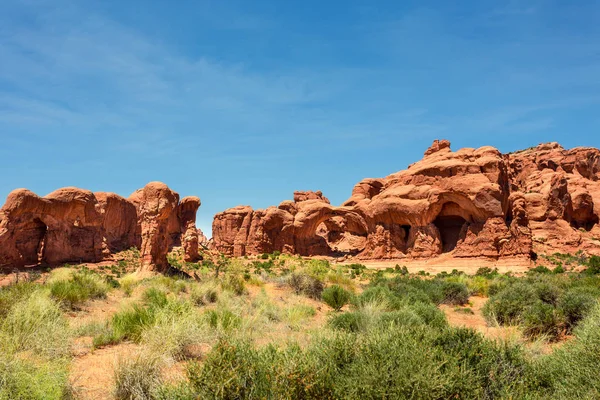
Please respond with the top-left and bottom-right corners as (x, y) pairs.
(434, 215), (467, 253)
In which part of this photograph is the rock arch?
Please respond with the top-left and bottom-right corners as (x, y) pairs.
(292, 206), (368, 256)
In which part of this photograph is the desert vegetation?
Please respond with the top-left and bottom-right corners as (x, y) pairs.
(1, 251), (600, 399)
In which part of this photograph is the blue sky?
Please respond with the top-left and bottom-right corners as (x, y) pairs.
(1, 0), (599, 236)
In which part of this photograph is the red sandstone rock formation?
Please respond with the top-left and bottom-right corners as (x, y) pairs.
(179, 197), (202, 262)
(128, 182), (180, 272)
(197, 228), (209, 248)
(0, 182), (201, 271)
(293, 191), (330, 204)
(95, 192), (138, 253)
(213, 141), (600, 260)
(0, 188), (113, 268)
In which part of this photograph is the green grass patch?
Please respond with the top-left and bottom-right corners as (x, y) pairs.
(49, 270), (109, 309)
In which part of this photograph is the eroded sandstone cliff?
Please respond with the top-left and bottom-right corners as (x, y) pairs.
(213, 140), (600, 260)
(0, 182), (202, 271)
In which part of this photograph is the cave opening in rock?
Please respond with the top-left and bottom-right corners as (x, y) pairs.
(571, 215), (599, 232)
(401, 225), (411, 239)
(34, 218), (47, 264)
(15, 218), (48, 265)
(505, 207), (513, 226)
(434, 215), (467, 253)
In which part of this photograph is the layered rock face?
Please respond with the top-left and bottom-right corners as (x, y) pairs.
(213, 141), (600, 260)
(0, 182), (202, 271)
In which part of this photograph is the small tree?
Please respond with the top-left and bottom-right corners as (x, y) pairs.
(214, 255), (230, 278)
(586, 255), (600, 274)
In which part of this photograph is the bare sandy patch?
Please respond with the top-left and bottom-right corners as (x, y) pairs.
(340, 255), (532, 275)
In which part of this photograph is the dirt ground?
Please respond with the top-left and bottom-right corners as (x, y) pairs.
(440, 296), (518, 340)
(70, 341), (141, 400)
(339, 255), (532, 274)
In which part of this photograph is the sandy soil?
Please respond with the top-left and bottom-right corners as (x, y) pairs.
(339, 255), (532, 274)
(70, 342), (140, 400)
(440, 296), (519, 340)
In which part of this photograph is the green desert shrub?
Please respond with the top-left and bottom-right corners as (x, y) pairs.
(398, 278), (445, 304)
(94, 304), (156, 348)
(346, 263), (367, 276)
(441, 281), (470, 305)
(0, 281), (39, 318)
(408, 302), (448, 330)
(585, 255), (600, 274)
(221, 274), (247, 295)
(187, 340), (271, 399)
(466, 276), (490, 296)
(382, 276), (469, 306)
(382, 280), (433, 305)
(354, 286), (403, 310)
(0, 356), (72, 400)
(485, 274), (517, 297)
(114, 354), (162, 400)
(552, 264), (566, 274)
(287, 273), (324, 300)
(394, 264), (409, 275)
(204, 309), (241, 331)
(304, 259), (331, 279)
(190, 282), (219, 306)
(142, 307), (204, 360)
(533, 280), (563, 306)
(484, 275), (598, 338)
(322, 285), (352, 311)
(49, 270), (109, 308)
(251, 260), (274, 276)
(0, 292), (70, 357)
(143, 287), (169, 308)
(328, 311), (367, 333)
(529, 265), (552, 274)
(558, 288), (597, 332)
(475, 267), (499, 278)
(522, 301), (561, 339)
(377, 308), (426, 329)
(330, 302), (447, 333)
(483, 282), (537, 325)
(152, 383), (197, 400)
(432, 327), (529, 398)
(534, 304), (600, 397)
(329, 328), (468, 398)
(182, 321), (533, 399)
